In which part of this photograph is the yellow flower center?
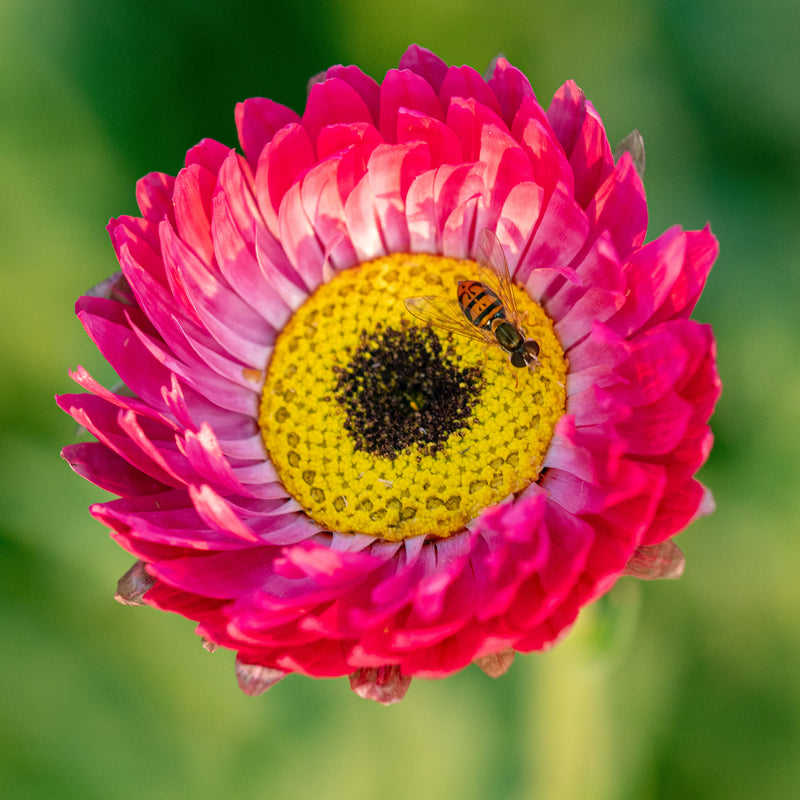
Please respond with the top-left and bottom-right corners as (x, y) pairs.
(259, 253), (567, 542)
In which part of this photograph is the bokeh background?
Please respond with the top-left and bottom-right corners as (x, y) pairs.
(2, 0), (799, 797)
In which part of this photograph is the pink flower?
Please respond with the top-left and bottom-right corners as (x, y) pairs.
(59, 45), (720, 703)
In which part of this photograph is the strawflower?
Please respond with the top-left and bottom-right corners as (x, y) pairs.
(60, 46), (720, 704)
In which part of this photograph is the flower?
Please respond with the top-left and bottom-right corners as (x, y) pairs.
(59, 45), (720, 704)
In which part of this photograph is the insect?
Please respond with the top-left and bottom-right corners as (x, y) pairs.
(404, 229), (540, 370)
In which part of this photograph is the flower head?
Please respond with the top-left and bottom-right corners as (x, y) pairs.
(59, 46), (720, 703)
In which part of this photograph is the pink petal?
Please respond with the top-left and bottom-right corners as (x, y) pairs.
(235, 97), (301, 166)
(439, 64), (502, 118)
(367, 142), (431, 253)
(486, 56), (537, 129)
(398, 44), (449, 93)
(297, 153), (361, 269)
(135, 172), (175, 224)
(546, 79), (586, 157)
(212, 151), (293, 328)
(159, 220), (274, 367)
(566, 101), (615, 209)
(184, 138), (231, 174)
(278, 181), (327, 287)
(378, 68), (444, 141)
(62, 442), (170, 497)
(180, 424), (255, 497)
(445, 96), (505, 162)
(518, 187), (589, 292)
(609, 227), (688, 337)
(302, 77), (374, 148)
(109, 215), (169, 290)
(253, 123), (316, 235)
(583, 153), (647, 260)
(75, 298), (176, 411)
(172, 162), (217, 265)
(644, 225), (719, 328)
(323, 64), (381, 122)
(316, 121), (383, 161)
(396, 109), (463, 166)
(405, 164), (483, 253)
(514, 103), (575, 203)
(189, 484), (260, 542)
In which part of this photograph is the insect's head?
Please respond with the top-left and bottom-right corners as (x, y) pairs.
(510, 339), (541, 369)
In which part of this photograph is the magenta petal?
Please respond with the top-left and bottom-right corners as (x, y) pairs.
(645, 225), (719, 327)
(75, 299), (176, 412)
(172, 163), (217, 265)
(546, 79), (586, 158)
(235, 97), (301, 166)
(109, 215), (169, 291)
(160, 221), (274, 367)
(62, 442), (170, 497)
(316, 121), (383, 161)
(367, 142), (431, 253)
(297, 155), (361, 269)
(189, 485), (260, 542)
(445, 96), (505, 162)
(322, 65), (381, 123)
(405, 164), (484, 253)
(152, 547), (277, 598)
(398, 44), (449, 93)
(180, 424), (254, 497)
(253, 123), (316, 235)
(396, 109), (462, 166)
(343, 172), (387, 261)
(302, 78), (374, 147)
(642, 478), (711, 546)
(212, 152), (293, 329)
(278, 182), (327, 286)
(566, 101), (615, 209)
(379, 68), (444, 141)
(439, 64), (502, 119)
(125, 312), (259, 416)
(486, 57), (537, 129)
(518, 187), (589, 291)
(476, 127), (535, 222)
(184, 138), (231, 175)
(584, 153), (647, 260)
(514, 104), (575, 203)
(136, 172), (175, 224)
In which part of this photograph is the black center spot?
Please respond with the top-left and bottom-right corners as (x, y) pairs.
(332, 322), (483, 458)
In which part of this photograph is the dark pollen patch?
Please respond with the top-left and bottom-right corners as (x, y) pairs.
(333, 322), (483, 459)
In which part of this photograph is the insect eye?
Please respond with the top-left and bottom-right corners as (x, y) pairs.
(525, 340), (540, 358)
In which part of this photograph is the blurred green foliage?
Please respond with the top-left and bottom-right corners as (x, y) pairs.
(2, 0), (799, 798)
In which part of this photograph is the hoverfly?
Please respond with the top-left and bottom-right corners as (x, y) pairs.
(404, 229), (540, 370)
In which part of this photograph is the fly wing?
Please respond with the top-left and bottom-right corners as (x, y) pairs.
(404, 296), (496, 345)
(476, 228), (522, 324)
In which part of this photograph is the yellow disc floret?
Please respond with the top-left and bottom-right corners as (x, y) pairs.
(259, 253), (567, 542)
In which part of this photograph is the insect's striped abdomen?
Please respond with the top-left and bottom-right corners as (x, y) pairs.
(457, 280), (505, 330)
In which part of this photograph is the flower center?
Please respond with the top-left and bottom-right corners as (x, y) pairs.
(259, 253), (567, 542)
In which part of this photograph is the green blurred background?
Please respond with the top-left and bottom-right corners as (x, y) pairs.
(2, 0), (799, 797)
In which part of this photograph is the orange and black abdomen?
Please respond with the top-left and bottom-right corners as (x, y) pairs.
(457, 280), (505, 331)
